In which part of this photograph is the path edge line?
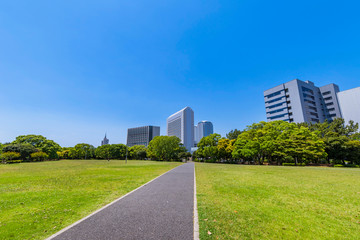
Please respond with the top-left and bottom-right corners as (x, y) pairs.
(194, 162), (200, 240)
(46, 163), (183, 240)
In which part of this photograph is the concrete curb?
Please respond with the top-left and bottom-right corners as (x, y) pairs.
(194, 163), (200, 240)
(46, 163), (183, 240)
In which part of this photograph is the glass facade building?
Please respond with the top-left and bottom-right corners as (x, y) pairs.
(127, 126), (160, 147)
(194, 121), (213, 145)
(167, 107), (194, 151)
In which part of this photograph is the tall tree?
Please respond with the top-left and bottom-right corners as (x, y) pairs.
(196, 133), (221, 161)
(129, 145), (147, 160)
(226, 129), (242, 140)
(95, 144), (112, 160)
(345, 140), (360, 165)
(2, 143), (38, 161)
(12, 135), (61, 159)
(147, 136), (186, 161)
(69, 143), (95, 159)
(217, 138), (235, 161)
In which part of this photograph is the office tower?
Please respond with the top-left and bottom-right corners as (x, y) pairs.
(337, 87), (360, 124)
(194, 121), (214, 144)
(167, 107), (194, 151)
(264, 79), (342, 124)
(127, 126), (160, 147)
(101, 134), (109, 146)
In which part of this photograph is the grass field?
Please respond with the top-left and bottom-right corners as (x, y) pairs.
(195, 163), (360, 240)
(0, 160), (181, 240)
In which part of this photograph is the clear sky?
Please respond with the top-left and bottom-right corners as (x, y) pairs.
(0, 0), (359, 147)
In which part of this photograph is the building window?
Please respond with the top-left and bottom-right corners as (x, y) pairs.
(267, 107), (287, 115)
(269, 113), (289, 120)
(265, 96), (284, 104)
(265, 90), (283, 99)
(266, 102), (286, 109)
(302, 87), (314, 95)
(324, 96), (333, 101)
(322, 91), (331, 95)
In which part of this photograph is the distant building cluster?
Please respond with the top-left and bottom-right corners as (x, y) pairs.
(101, 78), (360, 152)
(264, 79), (360, 125)
(101, 107), (214, 152)
(166, 107), (213, 152)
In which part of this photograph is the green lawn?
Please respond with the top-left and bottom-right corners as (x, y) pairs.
(196, 163), (360, 240)
(0, 160), (181, 240)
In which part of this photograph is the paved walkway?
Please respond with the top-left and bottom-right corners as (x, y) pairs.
(50, 162), (195, 240)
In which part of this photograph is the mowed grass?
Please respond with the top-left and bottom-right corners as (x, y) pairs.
(0, 160), (181, 240)
(196, 163), (360, 240)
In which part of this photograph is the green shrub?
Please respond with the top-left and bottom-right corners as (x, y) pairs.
(334, 164), (359, 168)
(1, 152), (22, 164)
(30, 152), (49, 162)
(333, 164), (344, 167)
(282, 163), (306, 166)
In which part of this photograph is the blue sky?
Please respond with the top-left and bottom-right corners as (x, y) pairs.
(0, 0), (359, 147)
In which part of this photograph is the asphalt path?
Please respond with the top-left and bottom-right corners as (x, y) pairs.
(49, 162), (195, 240)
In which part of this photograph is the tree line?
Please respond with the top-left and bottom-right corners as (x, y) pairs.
(0, 135), (189, 164)
(195, 118), (360, 166)
(1, 118), (359, 166)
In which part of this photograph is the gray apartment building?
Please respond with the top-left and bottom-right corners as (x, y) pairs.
(126, 126), (160, 147)
(264, 79), (342, 124)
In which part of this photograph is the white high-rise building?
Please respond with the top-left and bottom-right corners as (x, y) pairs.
(337, 87), (360, 125)
(167, 107), (194, 151)
(194, 121), (214, 145)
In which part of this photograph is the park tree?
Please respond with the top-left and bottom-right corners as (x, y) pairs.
(196, 133), (221, 161)
(217, 138), (235, 161)
(95, 144), (112, 160)
(57, 149), (71, 159)
(129, 145), (147, 160)
(226, 129), (242, 140)
(95, 144), (128, 160)
(12, 135), (61, 159)
(2, 143), (38, 161)
(30, 152), (49, 161)
(232, 130), (261, 164)
(232, 121), (276, 165)
(109, 144), (128, 159)
(69, 143), (95, 159)
(232, 121), (327, 165)
(276, 125), (327, 165)
(323, 133), (348, 164)
(345, 140), (360, 165)
(147, 136), (186, 161)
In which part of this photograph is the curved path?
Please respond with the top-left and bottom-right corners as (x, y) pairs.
(48, 162), (195, 240)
